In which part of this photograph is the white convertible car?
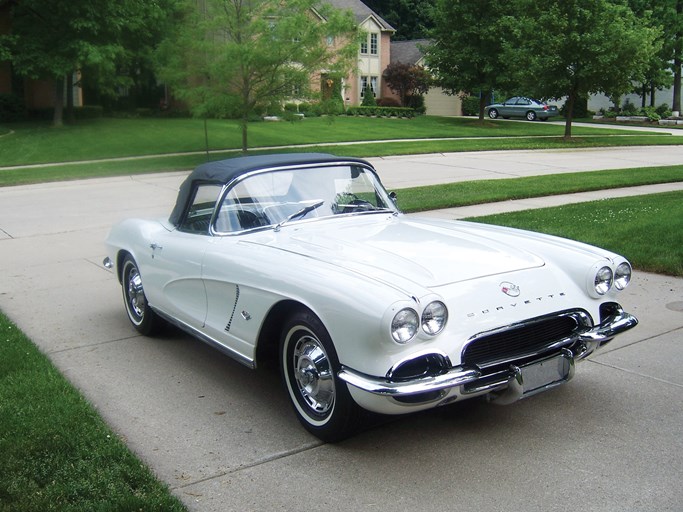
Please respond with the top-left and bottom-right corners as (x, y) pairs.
(104, 153), (638, 441)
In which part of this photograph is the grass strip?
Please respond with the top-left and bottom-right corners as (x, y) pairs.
(395, 165), (683, 212)
(0, 313), (187, 512)
(0, 116), (652, 167)
(1, 136), (681, 187)
(467, 190), (683, 277)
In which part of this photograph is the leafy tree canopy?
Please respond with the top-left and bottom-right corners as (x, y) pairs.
(1, 0), (180, 125)
(425, 0), (512, 120)
(382, 61), (431, 106)
(157, 0), (359, 151)
(505, 0), (661, 137)
(362, 0), (435, 40)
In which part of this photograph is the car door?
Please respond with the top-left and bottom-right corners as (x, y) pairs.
(500, 97), (519, 117)
(141, 183), (223, 330)
(513, 97), (532, 116)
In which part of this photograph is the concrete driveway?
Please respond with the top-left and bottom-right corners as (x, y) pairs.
(1, 147), (682, 511)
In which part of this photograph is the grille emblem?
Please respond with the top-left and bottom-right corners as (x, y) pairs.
(501, 282), (520, 297)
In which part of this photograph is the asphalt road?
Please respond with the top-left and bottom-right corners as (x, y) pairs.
(1, 146), (682, 511)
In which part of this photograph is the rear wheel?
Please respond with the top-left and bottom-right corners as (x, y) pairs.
(488, 108), (499, 119)
(526, 110), (537, 121)
(280, 309), (360, 442)
(121, 255), (159, 335)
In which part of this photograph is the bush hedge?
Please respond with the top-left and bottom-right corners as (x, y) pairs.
(345, 106), (416, 118)
(0, 94), (28, 122)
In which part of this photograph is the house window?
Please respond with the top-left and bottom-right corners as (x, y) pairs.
(361, 33), (378, 55)
(370, 33), (378, 55)
(360, 76), (377, 98)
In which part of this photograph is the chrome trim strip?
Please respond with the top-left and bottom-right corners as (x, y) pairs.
(152, 308), (256, 369)
(340, 306), (637, 401)
(579, 306), (638, 344)
(338, 366), (481, 397)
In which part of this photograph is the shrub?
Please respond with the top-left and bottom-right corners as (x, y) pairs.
(377, 97), (400, 107)
(74, 105), (104, 119)
(404, 94), (425, 114)
(361, 86), (377, 106)
(0, 93), (27, 122)
(640, 106), (660, 122)
(461, 95), (480, 116)
(621, 98), (639, 116)
(656, 103), (672, 117)
(318, 98), (345, 115)
(346, 106), (415, 118)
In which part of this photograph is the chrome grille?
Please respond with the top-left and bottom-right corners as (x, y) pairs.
(463, 312), (586, 368)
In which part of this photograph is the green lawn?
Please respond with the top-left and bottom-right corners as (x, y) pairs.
(469, 190), (683, 277)
(0, 115), (667, 167)
(396, 165), (683, 212)
(0, 314), (187, 512)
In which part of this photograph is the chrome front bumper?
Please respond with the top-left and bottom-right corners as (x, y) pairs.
(338, 307), (638, 403)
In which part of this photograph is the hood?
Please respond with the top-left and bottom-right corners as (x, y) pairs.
(249, 215), (545, 289)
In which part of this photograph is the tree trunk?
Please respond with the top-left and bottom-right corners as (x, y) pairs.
(641, 84), (647, 108)
(52, 76), (65, 127)
(66, 72), (75, 124)
(673, 0), (682, 112)
(564, 91), (575, 140)
(241, 115), (248, 153)
(650, 82), (656, 108)
(478, 93), (487, 122)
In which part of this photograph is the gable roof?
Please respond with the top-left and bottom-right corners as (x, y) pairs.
(325, 0), (395, 32)
(390, 39), (430, 65)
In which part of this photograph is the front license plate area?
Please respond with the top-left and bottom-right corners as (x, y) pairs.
(518, 350), (574, 397)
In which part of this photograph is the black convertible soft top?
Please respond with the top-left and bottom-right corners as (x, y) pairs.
(169, 153), (372, 226)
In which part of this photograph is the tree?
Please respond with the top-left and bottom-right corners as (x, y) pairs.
(382, 61), (431, 107)
(157, 0), (359, 152)
(363, 0), (436, 40)
(1, 0), (179, 126)
(506, 0), (660, 138)
(671, 0), (683, 112)
(425, 0), (513, 121)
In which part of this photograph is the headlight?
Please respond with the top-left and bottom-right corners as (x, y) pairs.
(391, 308), (419, 343)
(422, 301), (448, 335)
(614, 262), (632, 290)
(594, 266), (613, 295)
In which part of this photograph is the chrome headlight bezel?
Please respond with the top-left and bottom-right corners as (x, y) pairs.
(421, 301), (448, 336)
(391, 308), (419, 344)
(594, 265), (614, 296)
(614, 261), (632, 290)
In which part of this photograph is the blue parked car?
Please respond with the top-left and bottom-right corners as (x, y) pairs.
(485, 96), (559, 121)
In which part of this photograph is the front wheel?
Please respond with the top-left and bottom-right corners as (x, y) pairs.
(526, 110), (537, 121)
(280, 309), (361, 442)
(121, 255), (159, 335)
(488, 108), (499, 119)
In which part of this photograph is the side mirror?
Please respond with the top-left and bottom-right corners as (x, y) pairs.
(389, 191), (398, 204)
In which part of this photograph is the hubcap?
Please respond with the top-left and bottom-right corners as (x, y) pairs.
(126, 267), (146, 320)
(292, 335), (335, 415)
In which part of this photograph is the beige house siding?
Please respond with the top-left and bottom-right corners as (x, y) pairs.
(424, 87), (462, 116)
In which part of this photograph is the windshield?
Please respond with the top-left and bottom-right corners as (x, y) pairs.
(213, 164), (397, 233)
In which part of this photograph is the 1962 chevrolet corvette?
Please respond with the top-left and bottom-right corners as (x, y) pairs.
(104, 153), (638, 441)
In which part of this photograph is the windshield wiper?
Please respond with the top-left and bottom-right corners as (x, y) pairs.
(274, 200), (325, 231)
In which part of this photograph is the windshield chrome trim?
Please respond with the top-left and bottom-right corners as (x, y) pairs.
(209, 160), (399, 236)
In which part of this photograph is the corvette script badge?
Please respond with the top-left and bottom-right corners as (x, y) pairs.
(500, 282), (521, 297)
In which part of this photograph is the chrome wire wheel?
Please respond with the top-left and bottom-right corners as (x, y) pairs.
(292, 334), (335, 417)
(120, 255), (158, 335)
(125, 265), (146, 323)
(280, 310), (361, 441)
